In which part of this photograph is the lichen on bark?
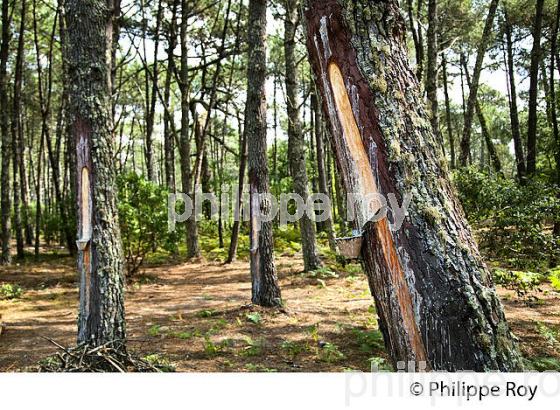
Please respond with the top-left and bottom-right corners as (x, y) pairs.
(305, 0), (523, 371)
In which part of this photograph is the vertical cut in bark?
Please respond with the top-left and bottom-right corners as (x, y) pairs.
(305, 0), (522, 371)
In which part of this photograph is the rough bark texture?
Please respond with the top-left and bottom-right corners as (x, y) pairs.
(245, 0), (282, 307)
(305, 0), (522, 371)
(0, 0), (11, 265)
(66, 0), (126, 346)
(459, 0), (499, 166)
(526, 0), (545, 176)
(504, 10), (526, 182)
(284, 0), (321, 272)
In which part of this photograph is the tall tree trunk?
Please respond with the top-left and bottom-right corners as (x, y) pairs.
(144, 0), (163, 182)
(12, 0), (28, 258)
(0, 0), (11, 265)
(66, 0), (126, 346)
(305, 0), (522, 371)
(312, 93), (337, 252)
(226, 111), (247, 264)
(245, 0), (281, 307)
(284, 0), (321, 272)
(179, 0), (200, 259)
(459, 0), (499, 166)
(426, 0), (440, 142)
(441, 53), (455, 169)
(526, 0), (545, 176)
(503, 10), (526, 182)
(550, 0), (560, 240)
(163, 0), (178, 191)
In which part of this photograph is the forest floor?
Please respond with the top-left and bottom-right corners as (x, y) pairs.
(1, 247), (559, 372)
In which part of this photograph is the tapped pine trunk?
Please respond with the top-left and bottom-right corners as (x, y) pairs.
(66, 0), (126, 346)
(305, 0), (523, 371)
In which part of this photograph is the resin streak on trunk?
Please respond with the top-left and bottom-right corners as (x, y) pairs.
(305, 0), (522, 371)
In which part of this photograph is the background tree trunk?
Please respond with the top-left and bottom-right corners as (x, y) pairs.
(66, 0), (126, 346)
(305, 0), (522, 371)
(0, 0), (11, 265)
(312, 93), (337, 252)
(426, 0), (440, 142)
(245, 0), (281, 307)
(284, 0), (321, 272)
(526, 0), (545, 176)
(441, 54), (455, 169)
(503, 10), (526, 182)
(459, 0), (499, 166)
(180, 0), (200, 259)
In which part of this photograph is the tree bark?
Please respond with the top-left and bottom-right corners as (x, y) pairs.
(66, 0), (126, 346)
(245, 0), (281, 307)
(526, 0), (545, 176)
(284, 0), (321, 272)
(305, 0), (522, 371)
(459, 0), (499, 166)
(0, 0), (11, 265)
(503, 10), (526, 182)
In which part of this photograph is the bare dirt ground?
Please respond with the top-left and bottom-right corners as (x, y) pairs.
(1, 250), (559, 372)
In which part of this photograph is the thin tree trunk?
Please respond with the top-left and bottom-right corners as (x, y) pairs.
(426, 0), (440, 143)
(461, 58), (502, 176)
(305, 0), (522, 371)
(163, 0), (178, 191)
(0, 0), (11, 265)
(459, 0), (500, 166)
(312, 93), (337, 252)
(66, 0), (126, 346)
(284, 0), (321, 272)
(526, 0), (545, 176)
(144, 0), (163, 182)
(245, 0), (281, 307)
(12, 0), (27, 258)
(550, 0), (560, 240)
(226, 111), (247, 264)
(503, 10), (526, 182)
(179, 0), (200, 259)
(441, 53), (455, 169)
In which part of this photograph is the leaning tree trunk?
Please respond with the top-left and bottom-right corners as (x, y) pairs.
(245, 0), (282, 307)
(459, 0), (499, 167)
(305, 0), (522, 371)
(284, 0), (321, 272)
(66, 0), (126, 346)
